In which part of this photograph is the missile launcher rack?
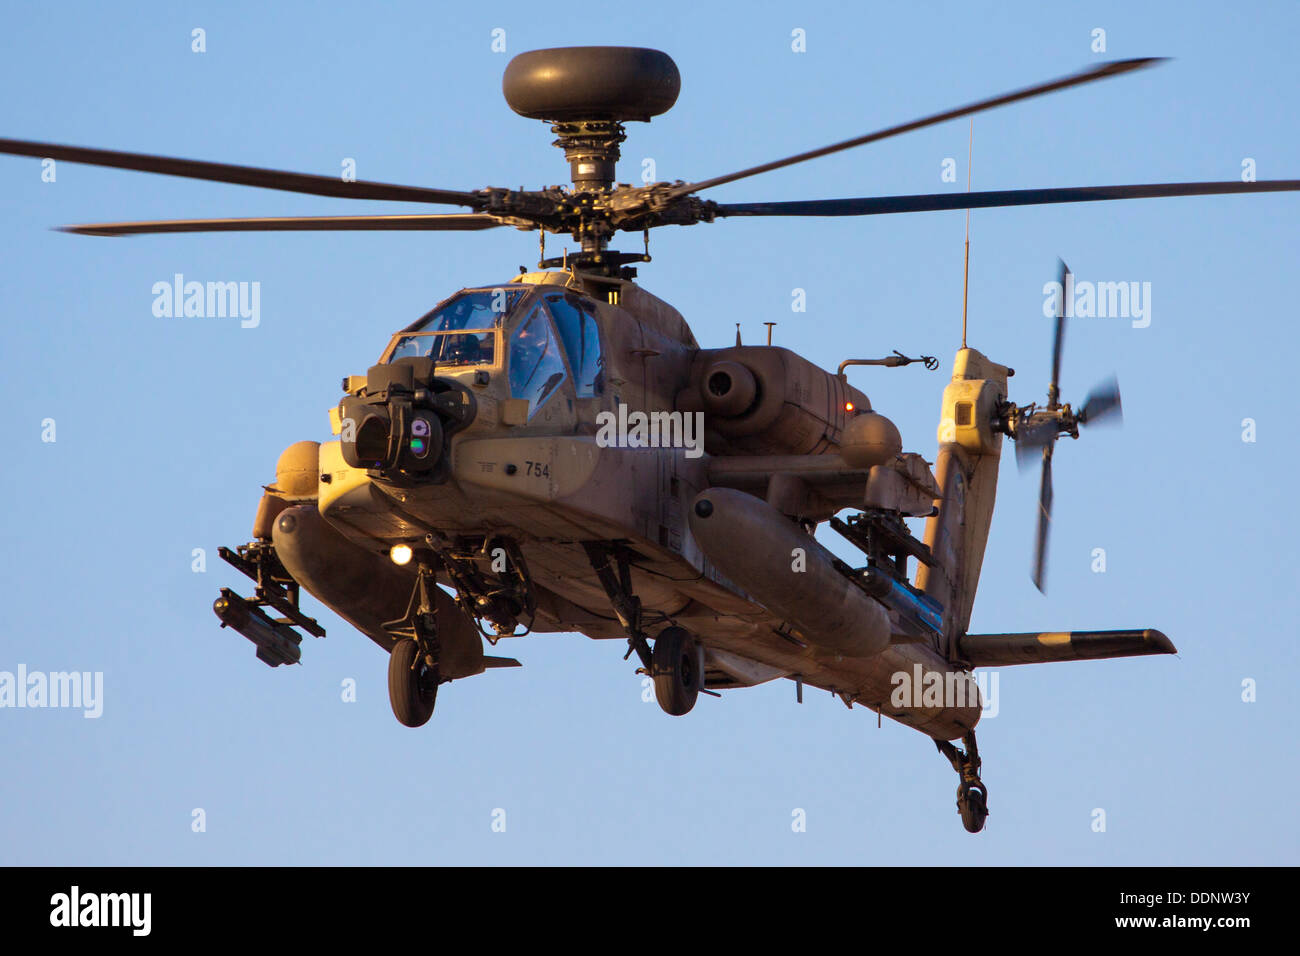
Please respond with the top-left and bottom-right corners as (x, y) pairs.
(214, 542), (325, 666)
(829, 509), (945, 641)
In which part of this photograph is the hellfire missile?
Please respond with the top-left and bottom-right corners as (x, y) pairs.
(213, 588), (302, 667)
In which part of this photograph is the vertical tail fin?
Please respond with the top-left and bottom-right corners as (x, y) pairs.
(914, 348), (1012, 655)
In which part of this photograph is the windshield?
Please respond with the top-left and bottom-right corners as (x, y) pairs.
(386, 288), (524, 366)
(388, 329), (496, 365)
(406, 288), (524, 333)
(543, 292), (603, 397)
(508, 303), (567, 417)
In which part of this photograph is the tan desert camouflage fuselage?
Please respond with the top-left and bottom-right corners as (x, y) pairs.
(249, 268), (1172, 744)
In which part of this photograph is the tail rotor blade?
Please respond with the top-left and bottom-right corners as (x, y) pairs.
(1015, 434), (1037, 471)
(1032, 445), (1054, 593)
(1080, 376), (1123, 425)
(1015, 420), (1055, 471)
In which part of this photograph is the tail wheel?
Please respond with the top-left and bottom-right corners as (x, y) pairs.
(388, 638), (437, 728)
(652, 626), (703, 716)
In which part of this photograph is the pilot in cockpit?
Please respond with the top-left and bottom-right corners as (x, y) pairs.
(440, 333), (484, 365)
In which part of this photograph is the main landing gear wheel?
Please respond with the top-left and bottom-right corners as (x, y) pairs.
(935, 731), (990, 833)
(388, 638), (438, 728)
(957, 783), (989, 834)
(652, 626), (704, 716)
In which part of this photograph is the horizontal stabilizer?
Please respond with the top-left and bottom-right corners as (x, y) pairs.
(482, 656), (522, 669)
(958, 628), (1175, 667)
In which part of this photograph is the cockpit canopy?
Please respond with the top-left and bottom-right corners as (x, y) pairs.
(381, 284), (606, 420)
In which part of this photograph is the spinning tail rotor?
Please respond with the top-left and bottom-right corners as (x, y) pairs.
(1007, 260), (1124, 592)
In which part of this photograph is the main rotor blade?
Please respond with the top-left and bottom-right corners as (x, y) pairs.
(1080, 376), (1123, 425)
(712, 179), (1300, 217)
(58, 214), (507, 237)
(1032, 445), (1054, 594)
(0, 138), (484, 207)
(668, 58), (1162, 200)
(1049, 259), (1068, 409)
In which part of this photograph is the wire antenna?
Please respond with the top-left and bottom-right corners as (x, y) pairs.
(961, 119), (973, 348)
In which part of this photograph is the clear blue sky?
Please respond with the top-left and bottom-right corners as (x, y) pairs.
(1, 0), (1295, 865)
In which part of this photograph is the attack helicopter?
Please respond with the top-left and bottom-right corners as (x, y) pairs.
(6, 47), (1297, 833)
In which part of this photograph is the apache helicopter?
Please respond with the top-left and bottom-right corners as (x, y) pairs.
(6, 47), (1298, 833)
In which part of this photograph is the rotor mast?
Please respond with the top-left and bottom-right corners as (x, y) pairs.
(551, 118), (626, 253)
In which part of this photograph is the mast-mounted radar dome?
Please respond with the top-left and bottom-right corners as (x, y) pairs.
(503, 46), (680, 190)
(503, 46), (680, 122)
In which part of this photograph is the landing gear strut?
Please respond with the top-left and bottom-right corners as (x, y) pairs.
(935, 731), (989, 833)
(580, 541), (654, 670)
(384, 561), (443, 728)
(581, 541), (706, 717)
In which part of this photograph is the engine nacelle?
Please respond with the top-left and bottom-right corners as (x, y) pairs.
(839, 411), (903, 469)
(676, 346), (869, 456)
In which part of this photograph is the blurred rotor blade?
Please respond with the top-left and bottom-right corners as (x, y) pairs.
(1049, 259), (1069, 408)
(58, 214), (507, 237)
(667, 58), (1162, 200)
(711, 179), (1300, 217)
(1080, 376), (1123, 425)
(1032, 445), (1054, 593)
(1014, 419), (1057, 471)
(0, 137), (484, 207)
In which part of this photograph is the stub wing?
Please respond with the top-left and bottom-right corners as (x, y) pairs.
(957, 628), (1175, 667)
